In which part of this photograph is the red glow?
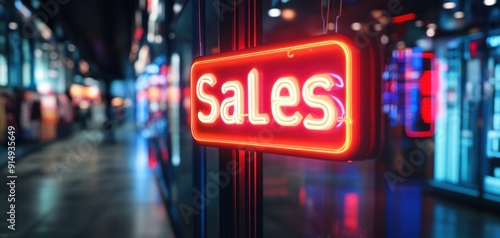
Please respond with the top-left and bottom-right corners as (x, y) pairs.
(133, 27), (144, 42)
(299, 187), (306, 207)
(344, 193), (359, 231)
(392, 13), (416, 24)
(190, 35), (380, 160)
(405, 52), (437, 138)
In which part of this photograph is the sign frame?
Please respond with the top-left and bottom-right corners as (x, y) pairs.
(190, 34), (381, 161)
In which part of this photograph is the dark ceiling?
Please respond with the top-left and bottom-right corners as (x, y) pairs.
(38, 0), (138, 79)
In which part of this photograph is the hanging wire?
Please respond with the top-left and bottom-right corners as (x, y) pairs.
(321, 0), (332, 34)
(335, 0), (343, 33)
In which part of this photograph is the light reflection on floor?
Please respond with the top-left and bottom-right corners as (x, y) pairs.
(0, 124), (175, 238)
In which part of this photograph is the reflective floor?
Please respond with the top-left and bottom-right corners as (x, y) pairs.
(0, 124), (175, 238)
(2, 124), (500, 238)
(260, 155), (500, 238)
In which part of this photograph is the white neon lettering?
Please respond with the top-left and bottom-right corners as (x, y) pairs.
(248, 69), (270, 125)
(197, 74), (219, 123)
(271, 77), (303, 126)
(302, 74), (338, 130)
(220, 81), (244, 124)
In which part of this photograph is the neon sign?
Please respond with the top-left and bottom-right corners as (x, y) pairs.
(190, 35), (380, 160)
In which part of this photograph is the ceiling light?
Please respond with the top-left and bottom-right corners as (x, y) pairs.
(484, 0), (496, 6)
(454, 11), (464, 19)
(443, 2), (456, 9)
(268, 8), (281, 18)
(351, 22), (361, 31)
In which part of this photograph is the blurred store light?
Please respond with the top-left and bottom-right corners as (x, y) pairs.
(14, 0), (31, 18)
(112, 97), (124, 107)
(281, 8), (296, 21)
(454, 11), (464, 19)
(84, 77), (97, 86)
(38, 22), (52, 40)
(79, 100), (90, 110)
(485, 0), (497, 6)
(147, 33), (155, 42)
(415, 20), (423, 27)
(416, 38), (433, 51)
(268, 8), (281, 17)
(328, 23), (335, 31)
(170, 53), (181, 167)
(8, 22), (18, 30)
(135, 45), (150, 74)
(67, 44), (76, 52)
(70, 84), (84, 98)
(50, 52), (58, 60)
(371, 9), (383, 19)
(79, 60), (90, 74)
(392, 13), (416, 24)
(351, 22), (361, 31)
(428, 23), (437, 30)
(124, 98), (132, 107)
(47, 69), (58, 78)
(37, 82), (53, 94)
(35, 49), (42, 57)
(173, 3), (182, 14)
(443, 2), (456, 9)
(154, 35), (163, 44)
(381, 35), (389, 45)
(426, 28), (436, 37)
(149, 0), (159, 21)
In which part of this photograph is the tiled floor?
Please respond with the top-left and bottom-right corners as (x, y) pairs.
(0, 125), (175, 238)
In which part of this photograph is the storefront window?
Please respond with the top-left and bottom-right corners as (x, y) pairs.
(434, 41), (461, 184)
(485, 33), (500, 198)
(7, 30), (21, 87)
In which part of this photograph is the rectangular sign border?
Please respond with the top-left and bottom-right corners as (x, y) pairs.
(190, 36), (358, 157)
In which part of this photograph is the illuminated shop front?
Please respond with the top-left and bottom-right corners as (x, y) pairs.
(431, 29), (500, 204)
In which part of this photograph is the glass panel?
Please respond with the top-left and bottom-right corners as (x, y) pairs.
(485, 46), (500, 196)
(434, 44), (461, 184)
